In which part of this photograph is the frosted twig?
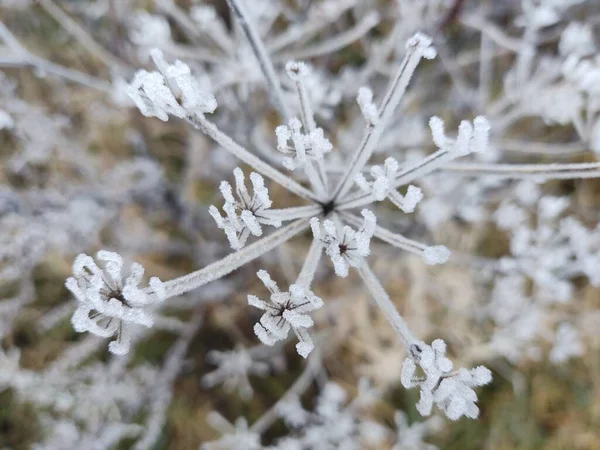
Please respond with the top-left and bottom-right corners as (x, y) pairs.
(296, 237), (324, 288)
(225, 0), (291, 120)
(274, 12), (380, 61)
(358, 263), (418, 346)
(267, 0), (356, 53)
(188, 114), (319, 202)
(162, 219), (310, 298)
(442, 161), (600, 180)
(332, 33), (437, 201)
(250, 349), (321, 434)
(341, 212), (449, 265)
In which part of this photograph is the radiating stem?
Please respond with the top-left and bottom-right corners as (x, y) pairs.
(266, 204), (322, 222)
(441, 161), (600, 180)
(162, 219), (309, 298)
(296, 238), (323, 287)
(188, 115), (319, 202)
(274, 12), (380, 61)
(358, 264), (418, 346)
(226, 0), (291, 120)
(332, 35), (433, 201)
(341, 212), (427, 257)
(250, 349), (321, 434)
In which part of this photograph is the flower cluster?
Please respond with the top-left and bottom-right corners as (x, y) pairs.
(65, 251), (165, 355)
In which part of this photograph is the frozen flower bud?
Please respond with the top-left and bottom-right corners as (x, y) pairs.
(127, 49), (216, 122)
(285, 61), (311, 81)
(311, 210), (376, 277)
(356, 86), (379, 126)
(209, 168), (282, 250)
(275, 118), (333, 170)
(429, 116), (490, 156)
(355, 157), (423, 213)
(406, 32), (437, 60)
(422, 245), (450, 265)
(402, 339), (492, 420)
(65, 251), (165, 355)
(248, 270), (323, 358)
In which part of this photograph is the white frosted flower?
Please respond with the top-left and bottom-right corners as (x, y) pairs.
(311, 210), (376, 277)
(209, 168), (282, 250)
(429, 116), (490, 156)
(355, 157), (423, 213)
(401, 339), (492, 420)
(202, 348), (269, 400)
(356, 87), (379, 125)
(65, 251), (165, 355)
(248, 270), (323, 358)
(127, 49), (216, 122)
(275, 118), (333, 170)
(203, 413), (261, 450)
(406, 32), (437, 60)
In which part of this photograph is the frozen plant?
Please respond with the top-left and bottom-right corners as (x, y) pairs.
(3, 0), (600, 447)
(401, 339), (492, 420)
(249, 269), (324, 358)
(65, 251), (166, 355)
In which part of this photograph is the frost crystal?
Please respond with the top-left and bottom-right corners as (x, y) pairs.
(429, 116), (490, 156)
(311, 210), (376, 277)
(127, 49), (216, 122)
(209, 168), (282, 250)
(355, 157), (423, 212)
(248, 270), (323, 358)
(65, 251), (165, 355)
(356, 87), (379, 126)
(275, 118), (333, 170)
(401, 339), (492, 420)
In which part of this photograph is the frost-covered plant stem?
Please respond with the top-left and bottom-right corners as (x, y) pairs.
(161, 219), (309, 298)
(443, 161), (600, 179)
(332, 34), (436, 201)
(358, 264), (418, 346)
(296, 238), (323, 288)
(225, 0), (291, 120)
(341, 212), (426, 259)
(250, 349), (321, 434)
(188, 114), (318, 201)
(275, 12), (380, 61)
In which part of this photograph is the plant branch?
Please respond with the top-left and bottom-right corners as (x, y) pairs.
(161, 219), (309, 298)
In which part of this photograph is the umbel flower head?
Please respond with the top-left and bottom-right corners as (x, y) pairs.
(248, 270), (324, 358)
(310, 209), (376, 277)
(209, 168), (282, 250)
(65, 251), (165, 355)
(401, 339), (492, 420)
